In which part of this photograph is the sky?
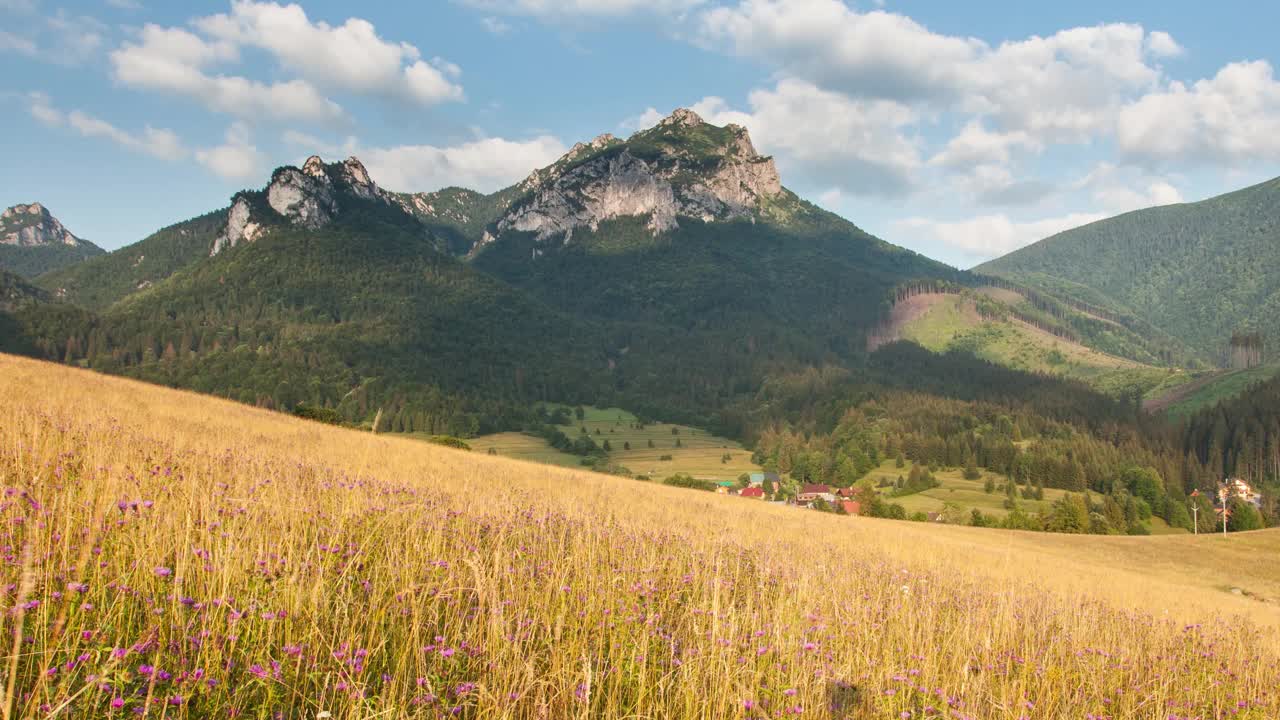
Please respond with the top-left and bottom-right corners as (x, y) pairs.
(4, 1), (1280, 268)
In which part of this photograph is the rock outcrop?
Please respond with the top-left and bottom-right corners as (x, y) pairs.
(211, 156), (389, 255)
(1, 203), (86, 247)
(493, 109), (783, 243)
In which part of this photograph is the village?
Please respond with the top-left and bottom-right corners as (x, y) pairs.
(711, 470), (1265, 529)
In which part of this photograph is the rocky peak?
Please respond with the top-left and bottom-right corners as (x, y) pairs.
(302, 155), (327, 179)
(493, 110), (784, 244)
(211, 155), (391, 255)
(659, 108), (704, 128)
(1, 202), (85, 247)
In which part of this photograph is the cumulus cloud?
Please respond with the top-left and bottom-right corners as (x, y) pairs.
(195, 1), (463, 106)
(1117, 61), (1280, 166)
(111, 24), (344, 123)
(929, 121), (1039, 169)
(893, 212), (1107, 265)
(110, 3), (463, 122)
(1146, 31), (1183, 58)
(698, 0), (1172, 144)
(196, 122), (266, 181)
(1072, 163), (1184, 213)
(358, 135), (569, 193)
(27, 92), (186, 160)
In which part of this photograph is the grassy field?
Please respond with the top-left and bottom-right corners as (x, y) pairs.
(865, 461), (1067, 518)
(1145, 364), (1280, 417)
(898, 294), (1174, 394)
(2, 353), (1278, 719)
(462, 432), (583, 468)
(468, 405), (762, 481)
(868, 461), (1188, 533)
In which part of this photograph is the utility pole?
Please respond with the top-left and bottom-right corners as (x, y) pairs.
(1217, 483), (1230, 536)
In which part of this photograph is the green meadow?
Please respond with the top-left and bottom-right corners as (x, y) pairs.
(466, 405), (762, 481)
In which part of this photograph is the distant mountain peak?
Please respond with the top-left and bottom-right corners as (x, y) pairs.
(211, 155), (392, 255)
(659, 107), (704, 128)
(494, 110), (783, 244)
(1, 202), (86, 248)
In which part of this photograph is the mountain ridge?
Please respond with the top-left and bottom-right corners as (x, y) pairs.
(978, 174), (1280, 364)
(5, 109), (960, 434)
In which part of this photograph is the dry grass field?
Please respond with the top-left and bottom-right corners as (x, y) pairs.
(1, 353), (1278, 719)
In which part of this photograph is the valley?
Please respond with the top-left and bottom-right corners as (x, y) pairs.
(7, 3), (1280, 717)
(1, 353), (1277, 719)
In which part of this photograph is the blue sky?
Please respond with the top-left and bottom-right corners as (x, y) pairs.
(4, 0), (1280, 268)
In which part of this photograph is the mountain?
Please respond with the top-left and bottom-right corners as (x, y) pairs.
(0, 203), (104, 277)
(7, 109), (958, 434)
(977, 176), (1280, 365)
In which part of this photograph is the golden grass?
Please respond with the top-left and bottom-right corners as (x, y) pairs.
(1, 353), (1278, 719)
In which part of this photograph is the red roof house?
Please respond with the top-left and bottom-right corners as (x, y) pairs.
(798, 484), (830, 501)
(740, 487), (765, 499)
(839, 500), (861, 516)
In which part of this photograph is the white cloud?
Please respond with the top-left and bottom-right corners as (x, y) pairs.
(619, 107), (666, 133)
(894, 212), (1106, 265)
(951, 164), (1055, 207)
(27, 92), (63, 126)
(196, 122), (265, 181)
(111, 24), (344, 123)
(1073, 163), (1184, 213)
(358, 135), (569, 193)
(698, 0), (1171, 143)
(195, 1), (463, 105)
(1146, 31), (1183, 58)
(27, 93), (186, 160)
(1117, 60), (1280, 166)
(68, 111), (186, 160)
(929, 121), (1039, 169)
(460, 0), (705, 21)
(106, 0), (143, 9)
(110, 3), (463, 121)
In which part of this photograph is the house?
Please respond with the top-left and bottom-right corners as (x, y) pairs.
(748, 472), (766, 486)
(839, 500), (861, 516)
(763, 472), (782, 486)
(1223, 478), (1263, 508)
(926, 512), (946, 523)
(740, 487), (765, 499)
(714, 481), (737, 495)
(836, 487), (858, 499)
(797, 484), (831, 503)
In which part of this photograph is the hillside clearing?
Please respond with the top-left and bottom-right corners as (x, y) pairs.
(1145, 364), (1280, 416)
(466, 405), (762, 481)
(2, 353), (1277, 719)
